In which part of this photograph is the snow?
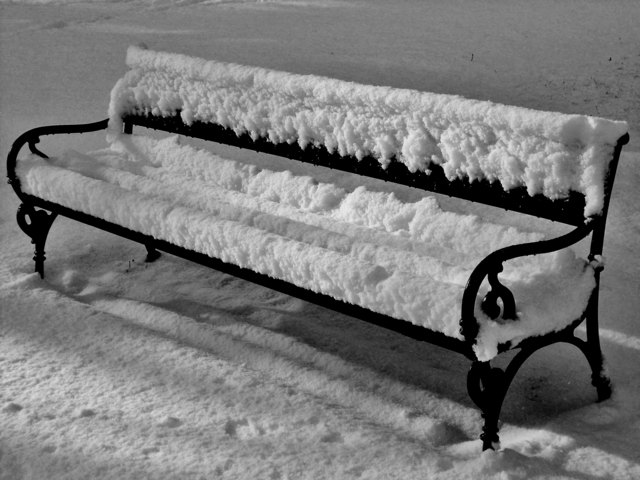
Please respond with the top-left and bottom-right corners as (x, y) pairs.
(15, 135), (598, 359)
(110, 46), (627, 217)
(1, 0), (640, 479)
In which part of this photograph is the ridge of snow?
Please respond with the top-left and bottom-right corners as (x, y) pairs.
(108, 46), (629, 217)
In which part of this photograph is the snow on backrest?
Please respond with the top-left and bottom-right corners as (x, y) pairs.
(109, 46), (628, 217)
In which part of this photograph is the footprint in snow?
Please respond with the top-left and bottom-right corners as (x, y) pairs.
(142, 447), (160, 456)
(3, 402), (23, 413)
(78, 408), (96, 418)
(320, 431), (344, 443)
(158, 416), (182, 428)
(42, 21), (68, 30)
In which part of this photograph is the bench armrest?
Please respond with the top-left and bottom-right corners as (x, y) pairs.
(7, 119), (109, 201)
(459, 221), (595, 344)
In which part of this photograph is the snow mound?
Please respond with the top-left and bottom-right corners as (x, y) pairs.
(108, 46), (628, 217)
(16, 135), (597, 360)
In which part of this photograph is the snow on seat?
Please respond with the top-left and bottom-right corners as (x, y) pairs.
(16, 135), (597, 360)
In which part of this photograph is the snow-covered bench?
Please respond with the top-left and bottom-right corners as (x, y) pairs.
(7, 46), (629, 451)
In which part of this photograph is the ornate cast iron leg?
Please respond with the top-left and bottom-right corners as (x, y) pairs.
(16, 204), (58, 279)
(467, 325), (613, 451)
(145, 243), (161, 263)
(467, 362), (508, 450)
(467, 345), (540, 451)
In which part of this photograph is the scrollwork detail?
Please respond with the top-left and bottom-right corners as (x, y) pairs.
(480, 269), (517, 321)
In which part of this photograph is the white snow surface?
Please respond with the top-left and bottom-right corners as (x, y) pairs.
(110, 46), (628, 217)
(16, 134), (597, 360)
(2, 1), (640, 479)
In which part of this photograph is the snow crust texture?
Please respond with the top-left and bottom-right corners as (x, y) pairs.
(17, 136), (597, 360)
(109, 46), (628, 217)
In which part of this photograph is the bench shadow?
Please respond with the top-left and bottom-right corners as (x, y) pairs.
(33, 237), (640, 469)
(149, 284), (640, 469)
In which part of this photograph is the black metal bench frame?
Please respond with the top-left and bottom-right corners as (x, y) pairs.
(7, 112), (629, 450)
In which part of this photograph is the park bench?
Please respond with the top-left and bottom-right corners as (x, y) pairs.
(7, 46), (629, 450)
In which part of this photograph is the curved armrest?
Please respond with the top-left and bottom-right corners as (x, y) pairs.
(459, 221), (595, 343)
(7, 119), (109, 200)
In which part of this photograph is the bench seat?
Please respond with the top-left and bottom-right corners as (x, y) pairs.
(16, 134), (597, 361)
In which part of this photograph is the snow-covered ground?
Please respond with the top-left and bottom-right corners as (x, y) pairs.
(1, 1), (639, 478)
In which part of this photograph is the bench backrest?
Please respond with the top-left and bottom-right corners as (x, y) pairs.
(110, 46), (629, 226)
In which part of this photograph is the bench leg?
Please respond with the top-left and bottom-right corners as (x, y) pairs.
(564, 333), (612, 402)
(590, 356), (612, 402)
(581, 290), (612, 401)
(467, 361), (509, 450)
(145, 243), (161, 263)
(467, 345), (544, 451)
(467, 323), (613, 451)
(16, 204), (58, 279)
